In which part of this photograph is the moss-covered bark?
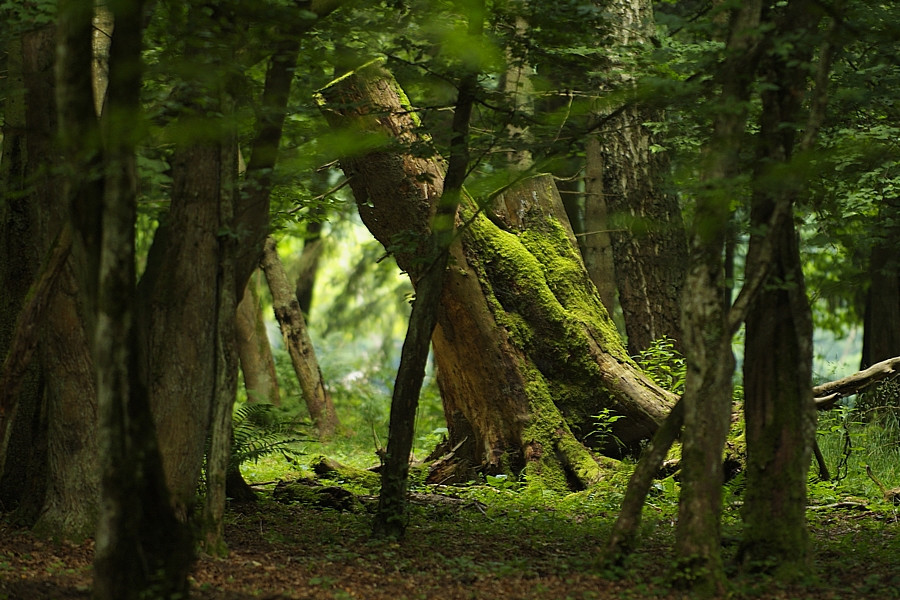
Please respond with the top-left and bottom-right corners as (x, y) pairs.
(317, 61), (675, 491)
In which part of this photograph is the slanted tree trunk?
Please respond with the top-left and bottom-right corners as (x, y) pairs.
(373, 3), (482, 537)
(738, 1), (822, 575)
(261, 236), (338, 438)
(317, 60), (675, 490)
(236, 274), (281, 405)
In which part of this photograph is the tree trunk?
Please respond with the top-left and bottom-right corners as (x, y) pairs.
(316, 60), (675, 489)
(0, 30), (49, 514)
(738, 2), (820, 574)
(591, 0), (687, 355)
(373, 6), (481, 537)
(582, 136), (618, 317)
(672, 1), (761, 593)
(137, 139), (222, 516)
(261, 236), (338, 438)
(295, 214), (324, 317)
(202, 139), (240, 556)
(860, 197), (900, 369)
(236, 274), (281, 405)
(0, 20), (101, 539)
(85, 0), (194, 597)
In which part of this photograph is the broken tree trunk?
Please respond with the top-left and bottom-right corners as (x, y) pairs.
(316, 60), (675, 489)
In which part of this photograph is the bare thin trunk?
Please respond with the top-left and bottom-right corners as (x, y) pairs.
(236, 274), (281, 405)
(261, 237), (338, 438)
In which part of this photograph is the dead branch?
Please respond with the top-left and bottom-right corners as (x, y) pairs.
(813, 356), (900, 410)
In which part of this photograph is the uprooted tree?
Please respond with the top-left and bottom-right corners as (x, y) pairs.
(316, 60), (676, 490)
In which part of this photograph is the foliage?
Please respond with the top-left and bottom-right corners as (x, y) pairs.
(229, 403), (311, 474)
(855, 376), (900, 424)
(815, 403), (900, 503)
(634, 337), (685, 395)
(586, 408), (625, 452)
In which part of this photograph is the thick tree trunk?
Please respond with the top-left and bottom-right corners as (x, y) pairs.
(0, 31), (49, 513)
(137, 139), (221, 516)
(261, 237), (338, 438)
(591, 0), (687, 355)
(0, 20), (101, 539)
(317, 61), (675, 489)
(236, 274), (281, 405)
(739, 2), (820, 574)
(599, 105), (687, 355)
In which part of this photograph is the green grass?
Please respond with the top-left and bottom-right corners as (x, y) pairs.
(815, 404), (900, 504)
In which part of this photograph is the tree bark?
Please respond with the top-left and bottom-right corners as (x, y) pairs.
(738, 1), (821, 574)
(672, 2), (761, 593)
(236, 274), (281, 405)
(0, 18), (102, 539)
(261, 236), (338, 438)
(589, 0), (688, 355)
(582, 136), (618, 317)
(89, 0), (194, 597)
(860, 197), (900, 369)
(316, 60), (675, 490)
(373, 4), (482, 537)
(295, 220), (324, 317)
(202, 139), (240, 556)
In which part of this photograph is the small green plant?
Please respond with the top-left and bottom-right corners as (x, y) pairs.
(635, 336), (685, 395)
(586, 407), (625, 451)
(230, 403), (311, 473)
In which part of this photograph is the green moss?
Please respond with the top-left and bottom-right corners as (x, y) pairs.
(462, 205), (634, 435)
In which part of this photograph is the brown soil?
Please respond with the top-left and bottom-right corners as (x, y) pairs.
(0, 498), (897, 599)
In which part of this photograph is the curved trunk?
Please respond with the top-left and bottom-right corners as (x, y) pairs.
(316, 61), (675, 489)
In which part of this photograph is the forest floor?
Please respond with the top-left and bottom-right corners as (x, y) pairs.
(1, 482), (899, 600)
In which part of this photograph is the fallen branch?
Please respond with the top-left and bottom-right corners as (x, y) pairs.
(813, 356), (900, 410)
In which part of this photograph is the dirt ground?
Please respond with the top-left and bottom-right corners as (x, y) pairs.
(1, 498), (897, 599)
